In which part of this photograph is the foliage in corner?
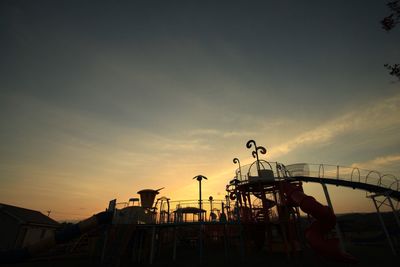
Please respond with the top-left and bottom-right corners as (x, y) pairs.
(384, 64), (400, 79)
(381, 1), (400, 31)
(382, 1), (400, 81)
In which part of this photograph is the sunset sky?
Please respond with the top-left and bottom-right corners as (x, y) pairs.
(1, 1), (399, 221)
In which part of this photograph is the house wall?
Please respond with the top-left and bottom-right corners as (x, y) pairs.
(21, 226), (56, 247)
(0, 212), (19, 249)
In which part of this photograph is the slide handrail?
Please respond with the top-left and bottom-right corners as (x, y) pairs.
(285, 163), (400, 197)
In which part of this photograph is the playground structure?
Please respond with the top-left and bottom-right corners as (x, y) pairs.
(1, 140), (400, 265)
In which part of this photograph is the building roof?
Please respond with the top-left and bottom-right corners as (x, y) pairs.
(0, 203), (59, 227)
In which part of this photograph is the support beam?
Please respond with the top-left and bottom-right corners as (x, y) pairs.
(387, 197), (400, 229)
(321, 183), (345, 250)
(371, 196), (397, 255)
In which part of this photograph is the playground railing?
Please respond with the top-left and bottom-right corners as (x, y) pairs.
(234, 162), (399, 192)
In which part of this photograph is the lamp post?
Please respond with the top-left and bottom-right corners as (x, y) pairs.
(193, 175), (207, 221)
(246, 140), (267, 173)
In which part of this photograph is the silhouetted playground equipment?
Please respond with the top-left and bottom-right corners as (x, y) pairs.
(1, 140), (399, 265)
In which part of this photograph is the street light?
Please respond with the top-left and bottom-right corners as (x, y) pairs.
(193, 175), (207, 221)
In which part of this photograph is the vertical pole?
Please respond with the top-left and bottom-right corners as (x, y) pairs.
(387, 196), (400, 229)
(209, 196), (213, 222)
(223, 223), (228, 261)
(167, 200), (170, 223)
(239, 222), (245, 262)
(199, 223), (203, 265)
(247, 192), (252, 216)
(275, 185), (290, 258)
(234, 185), (244, 261)
(173, 225), (177, 261)
(236, 192), (244, 261)
(295, 206), (306, 249)
(149, 226), (156, 264)
(235, 192), (241, 221)
(371, 196), (396, 255)
(199, 181), (202, 221)
(336, 165), (339, 179)
(321, 183), (345, 250)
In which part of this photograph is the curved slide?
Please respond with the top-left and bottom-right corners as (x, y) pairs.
(282, 182), (357, 264)
(0, 211), (113, 263)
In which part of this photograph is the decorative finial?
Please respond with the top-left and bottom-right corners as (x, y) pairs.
(246, 140), (267, 171)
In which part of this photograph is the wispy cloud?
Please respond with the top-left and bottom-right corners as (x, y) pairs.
(187, 128), (257, 138)
(351, 154), (400, 172)
(268, 93), (400, 158)
(147, 135), (212, 152)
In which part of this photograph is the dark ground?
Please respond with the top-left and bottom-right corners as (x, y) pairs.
(0, 242), (398, 267)
(1, 212), (399, 267)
